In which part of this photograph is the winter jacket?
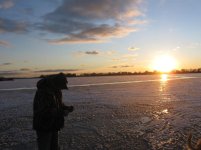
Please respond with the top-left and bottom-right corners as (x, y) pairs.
(33, 77), (69, 131)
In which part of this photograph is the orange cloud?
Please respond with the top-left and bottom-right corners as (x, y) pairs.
(42, 0), (145, 44)
(0, 0), (14, 9)
(49, 25), (137, 44)
(0, 40), (11, 47)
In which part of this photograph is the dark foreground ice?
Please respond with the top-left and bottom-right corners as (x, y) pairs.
(0, 74), (201, 150)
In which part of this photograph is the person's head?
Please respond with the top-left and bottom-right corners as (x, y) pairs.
(51, 73), (68, 90)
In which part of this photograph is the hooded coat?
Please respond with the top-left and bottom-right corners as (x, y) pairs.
(33, 75), (67, 131)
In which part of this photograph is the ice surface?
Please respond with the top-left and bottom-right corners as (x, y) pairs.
(0, 74), (201, 150)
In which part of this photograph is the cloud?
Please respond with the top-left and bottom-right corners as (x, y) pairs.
(20, 68), (30, 71)
(159, 0), (167, 6)
(111, 65), (134, 68)
(34, 69), (81, 73)
(128, 46), (139, 51)
(186, 42), (201, 49)
(121, 65), (134, 68)
(48, 24), (136, 44)
(40, 0), (144, 43)
(20, 8), (34, 15)
(85, 51), (99, 55)
(112, 58), (121, 62)
(127, 19), (148, 25)
(172, 46), (180, 51)
(0, 40), (11, 47)
(105, 50), (116, 56)
(74, 50), (100, 57)
(0, 69), (32, 77)
(111, 66), (118, 68)
(0, 62), (12, 66)
(0, 70), (20, 76)
(0, 17), (28, 33)
(122, 54), (138, 59)
(49, 36), (103, 44)
(74, 50), (117, 57)
(0, 0), (14, 9)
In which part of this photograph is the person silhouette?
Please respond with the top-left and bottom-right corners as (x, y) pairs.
(33, 73), (74, 150)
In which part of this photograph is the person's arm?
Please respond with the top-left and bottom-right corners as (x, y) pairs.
(34, 91), (58, 117)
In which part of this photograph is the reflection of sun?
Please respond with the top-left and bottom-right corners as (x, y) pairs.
(152, 55), (177, 73)
(162, 109), (168, 114)
(159, 74), (168, 92)
(161, 74), (168, 81)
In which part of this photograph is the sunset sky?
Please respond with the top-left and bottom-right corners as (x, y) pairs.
(0, 0), (201, 77)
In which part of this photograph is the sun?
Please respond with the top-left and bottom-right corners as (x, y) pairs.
(152, 55), (177, 73)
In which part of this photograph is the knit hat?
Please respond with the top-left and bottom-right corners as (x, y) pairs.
(52, 73), (68, 90)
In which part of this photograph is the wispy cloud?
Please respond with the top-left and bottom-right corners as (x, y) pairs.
(34, 69), (81, 73)
(20, 68), (31, 71)
(172, 46), (180, 51)
(0, 69), (33, 77)
(122, 54), (138, 60)
(187, 42), (201, 49)
(0, 62), (12, 66)
(49, 37), (103, 44)
(19, 8), (34, 16)
(0, 0), (145, 44)
(111, 65), (134, 68)
(0, 70), (20, 76)
(85, 51), (99, 55)
(127, 19), (148, 25)
(40, 0), (144, 44)
(74, 50), (100, 57)
(0, 17), (28, 33)
(0, 40), (11, 47)
(112, 58), (121, 62)
(159, 0), (167, 6)
(128, 46), (139, 51)
(74, 50), (116, 57)
(48, 25), (136, 44)
(0, 0), (14, 9)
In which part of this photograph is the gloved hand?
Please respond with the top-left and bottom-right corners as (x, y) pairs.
(63, 106), (74, 116)
(67, 106), (74, 112)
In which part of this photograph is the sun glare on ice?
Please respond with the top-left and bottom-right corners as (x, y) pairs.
(161, 74), (168, 81)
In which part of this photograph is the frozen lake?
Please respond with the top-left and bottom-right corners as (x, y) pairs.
(0, 74), (201, 150)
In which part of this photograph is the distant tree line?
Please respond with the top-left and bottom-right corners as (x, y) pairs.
(0, 77), (14, 81)
(171, 68), (201, 74)
(79, 71), (157, 77)
(39, 68), (201, 78)
(1, 68), (201, 81)
(78, 68), (201, 77)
